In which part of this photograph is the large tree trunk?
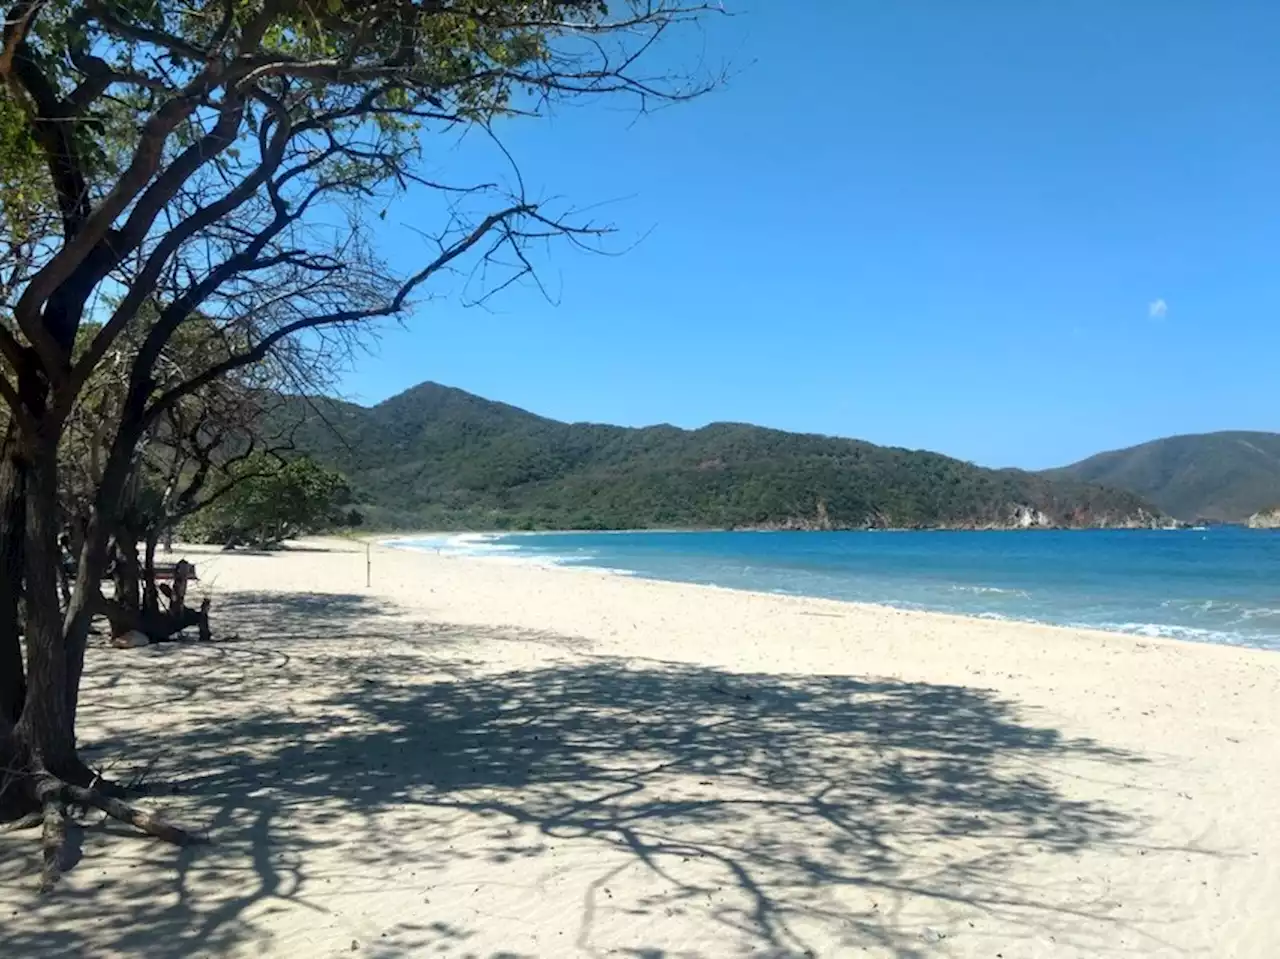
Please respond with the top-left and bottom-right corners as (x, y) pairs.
(13, 440), (79, 778)
(143, 529), (161, 617)
(0, 425), (26, 727)
(110, 526), (142, 638)
(0, 428), (198, 888)
(62, 508), (120, 729)
(59, 390), (160, 722)
(0, 262), (203, 884)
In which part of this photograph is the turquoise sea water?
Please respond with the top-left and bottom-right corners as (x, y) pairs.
(389, 528), (1280, 651)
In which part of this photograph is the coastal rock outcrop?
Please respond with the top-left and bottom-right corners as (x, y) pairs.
(746, 502), (1170, 532)
(1247, 507), (1280, 529)
(1105, 508), (1172, 530)
(1010, 505), (1053, 529)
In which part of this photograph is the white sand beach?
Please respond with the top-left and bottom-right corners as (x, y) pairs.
(3, 537), (1278, 958)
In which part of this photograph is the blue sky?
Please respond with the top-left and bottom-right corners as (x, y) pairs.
(342, 1), (1280, 470)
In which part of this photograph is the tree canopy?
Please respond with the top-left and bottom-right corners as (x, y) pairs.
(181, 453), (352, 547)
(0, 0), (718, 888)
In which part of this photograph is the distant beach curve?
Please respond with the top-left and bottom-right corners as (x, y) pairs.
(389, 528), (1280, 652)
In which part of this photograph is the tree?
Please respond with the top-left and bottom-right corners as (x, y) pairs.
(0, 0), (718, 887)
(182, 453), (352, 548)
(80, 317), (315, 638)
(131, 383), (301, 607)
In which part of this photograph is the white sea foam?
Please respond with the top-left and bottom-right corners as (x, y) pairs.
(387, 533), (513, 556)
(1156, 598), (1280, 627)
(948, 584), (1030, 598)
(386, 533), (592, 570)
(1084, 621), (1266, 648)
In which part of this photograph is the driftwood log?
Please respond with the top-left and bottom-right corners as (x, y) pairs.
(101, 560), (210, 644)
(102, 596), (211, 645)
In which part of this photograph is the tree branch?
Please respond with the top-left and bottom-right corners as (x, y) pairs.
(0, 0), (42, 74)
(144, 203), (535, 423)
(64, 94), (295, 409)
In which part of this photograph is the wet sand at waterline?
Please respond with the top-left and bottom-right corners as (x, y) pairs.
(2, 536), (1277, 957)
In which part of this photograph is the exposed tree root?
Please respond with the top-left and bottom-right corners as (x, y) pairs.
(6, 770), (206, 892)
(64, 783), (202, 847)
(39, 754), (130, 798)
(39, 792), (67, 893)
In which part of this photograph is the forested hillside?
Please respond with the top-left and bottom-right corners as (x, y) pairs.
(1048, 431), (1280, 522)
(287, 382), (1164, 531)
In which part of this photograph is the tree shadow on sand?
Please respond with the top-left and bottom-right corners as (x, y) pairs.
(0, 591), (1171, 958)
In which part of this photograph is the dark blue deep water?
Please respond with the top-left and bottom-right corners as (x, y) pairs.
(390, 528), (1280, 651)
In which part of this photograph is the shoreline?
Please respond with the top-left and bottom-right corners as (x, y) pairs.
(380, 531), (1280, 657)
(363, 518), (1279, 534)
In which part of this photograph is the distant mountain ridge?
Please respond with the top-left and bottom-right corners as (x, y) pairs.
(285, 382), (1163, 531)
(1047, 431), (1280, 523)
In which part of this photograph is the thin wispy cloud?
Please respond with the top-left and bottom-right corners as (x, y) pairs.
(1148, 298), (1168, 320)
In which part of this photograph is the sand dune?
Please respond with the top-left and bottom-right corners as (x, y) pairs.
(2, 537), (1277, 957)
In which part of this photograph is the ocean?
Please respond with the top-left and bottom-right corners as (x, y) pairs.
(388, 528), (1280, 652)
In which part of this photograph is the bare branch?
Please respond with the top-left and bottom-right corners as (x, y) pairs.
(145, 201), (538, 421)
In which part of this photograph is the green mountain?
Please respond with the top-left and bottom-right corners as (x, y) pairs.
(288, 382), (1164, 531)
(1046, 431), (1280, 523)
